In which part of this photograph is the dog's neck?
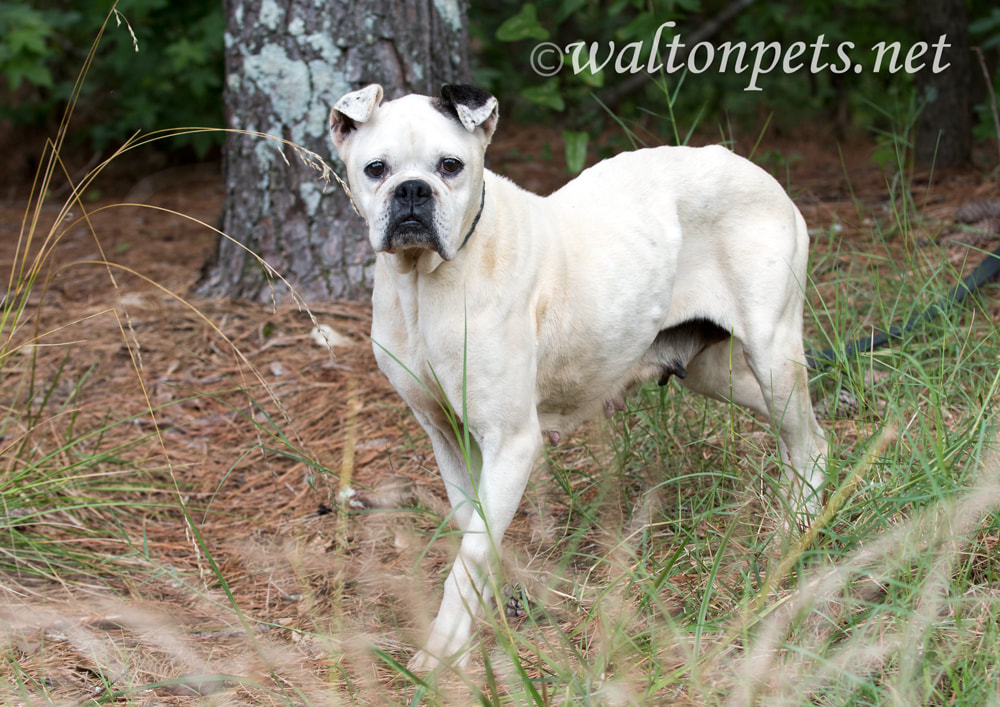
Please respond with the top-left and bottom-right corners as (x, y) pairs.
(457, 183), (486, 252)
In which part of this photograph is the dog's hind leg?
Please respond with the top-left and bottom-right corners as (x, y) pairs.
(744, 332), (828, 516)
(679, 334), (828, 516)
(676, 337), (769, 415)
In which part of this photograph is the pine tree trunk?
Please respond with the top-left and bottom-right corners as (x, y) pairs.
(200, 0), (470, 302)
(914, 0), (971, 168)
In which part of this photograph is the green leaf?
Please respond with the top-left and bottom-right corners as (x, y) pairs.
(165, 37), (205, 69)
(522, 79), (565, 111)
(6, 26), (49, 55)
(969, 10), (1000, 36)
(577, 65), (605, 88)
(4, 58), (53, 90)
(496, 4), (549, 42)
(563, 130), (588, 173)
(554, 0), (588, 24)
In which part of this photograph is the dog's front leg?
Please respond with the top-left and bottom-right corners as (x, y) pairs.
(409, 425), (541, 672)
(420, 423), (484, 532)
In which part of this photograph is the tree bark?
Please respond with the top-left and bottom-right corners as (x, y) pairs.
(914, 0), (971, 168)
(200, 0), (471, 302)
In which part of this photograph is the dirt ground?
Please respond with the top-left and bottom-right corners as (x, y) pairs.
(1, 123), (999, 703)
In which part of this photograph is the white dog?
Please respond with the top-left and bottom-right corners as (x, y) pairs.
(330, 84), (828, 671)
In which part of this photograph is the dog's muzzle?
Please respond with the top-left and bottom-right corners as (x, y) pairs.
(385, 179), (443, 254)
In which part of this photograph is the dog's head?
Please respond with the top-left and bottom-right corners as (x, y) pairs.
(330, 84), (498, 270)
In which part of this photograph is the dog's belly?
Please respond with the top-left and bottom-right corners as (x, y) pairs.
(535, 390), (609, 438)
(532, 296), (672, 438)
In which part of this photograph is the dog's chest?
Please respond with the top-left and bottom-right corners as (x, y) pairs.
(371, 289), (471, 426)
(375, 345), (443, 420)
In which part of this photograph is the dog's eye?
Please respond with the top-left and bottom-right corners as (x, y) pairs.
(439, 157), (463, 176)
(364, 160), (386, 179)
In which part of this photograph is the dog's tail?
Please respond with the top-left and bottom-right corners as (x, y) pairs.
(805, 242), (1000, 370)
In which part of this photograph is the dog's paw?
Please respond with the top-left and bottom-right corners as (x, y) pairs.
(500, 583), (531, 620)
(407, 649), (441, 674)
(407, 647), (471, 674)
(779, 491), (825, 535)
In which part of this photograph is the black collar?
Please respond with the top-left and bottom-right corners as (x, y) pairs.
(458, 183), (486, 252)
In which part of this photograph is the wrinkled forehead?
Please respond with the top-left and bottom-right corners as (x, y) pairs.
(349, 95), (473, 160)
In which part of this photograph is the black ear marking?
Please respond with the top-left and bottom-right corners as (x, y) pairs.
(330, 111), (357, 139)
(438, 84), (494, 112)
(434, 84), (499, 135)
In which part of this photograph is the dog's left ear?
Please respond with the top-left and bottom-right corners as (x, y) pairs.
(330, 84), (384, 150)
(437, 84), (499, 140)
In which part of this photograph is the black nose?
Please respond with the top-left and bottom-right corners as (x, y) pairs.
(394, 179), (432, 208)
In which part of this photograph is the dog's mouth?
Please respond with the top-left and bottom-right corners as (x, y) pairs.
(387, 216), (432, 246)
(383, 217), (448, 258)
(392, 216), (429, 234)
(382, 178), (450, 259)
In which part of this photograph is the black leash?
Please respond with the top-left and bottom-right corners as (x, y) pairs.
(805, 242), (1000, 370)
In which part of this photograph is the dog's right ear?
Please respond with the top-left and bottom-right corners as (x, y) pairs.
(329, 84), (384, 150)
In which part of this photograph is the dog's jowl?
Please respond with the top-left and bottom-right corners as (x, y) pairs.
(330, 83), (828, 671)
